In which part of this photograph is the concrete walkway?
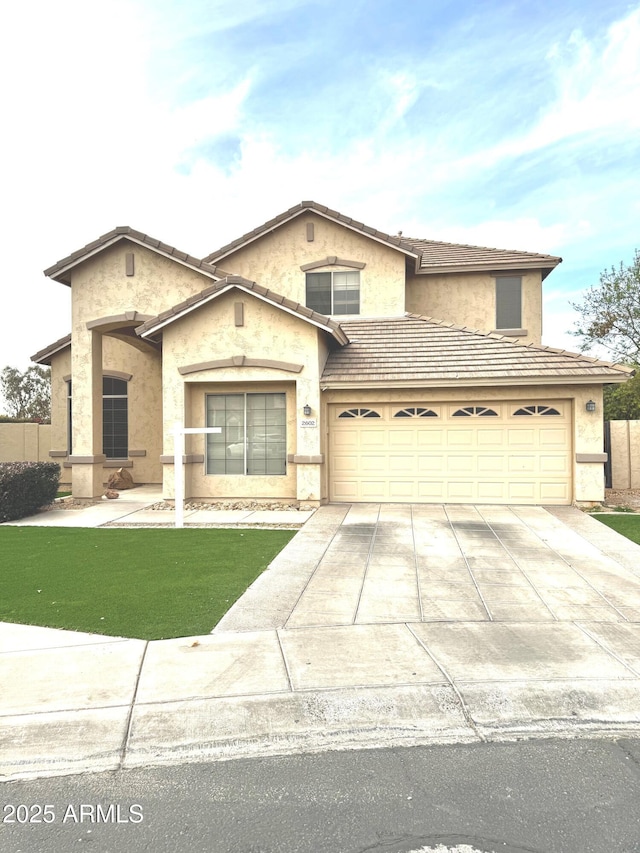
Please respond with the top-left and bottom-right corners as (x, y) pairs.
(4, 502), (640, 781)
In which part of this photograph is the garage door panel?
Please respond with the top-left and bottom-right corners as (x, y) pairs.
(446, 481), (476, 499)
(478, 455), (507, 474)
(507, 455), (536, 473)
(477, 482), (507, 500)
(477, 429), (505, 446)
(329, 401), (572, 505)
(418, 481), (446, 499)
(507, 429), (536, 446)
(418, 455), (446, 474)
(359, 454), (389, 475)
(389, 431), (417, 449)
(417, 430), (445, 448)
(360, 431), (387, 449)
(447, 430), (474, 447)
(361, 480), (389, 499)
(540, 482), (570, 501)
(539, 429), (569, 447)
(389, 455), (418, 474)
(447, 455), (476, 474)
(539, 455), (570, 474)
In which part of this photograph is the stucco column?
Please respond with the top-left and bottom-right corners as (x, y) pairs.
(70, 330), (105, 497)
(573, 386), (606, 504)
(160, 365), (187, 499)
(294, 381), (323, 504)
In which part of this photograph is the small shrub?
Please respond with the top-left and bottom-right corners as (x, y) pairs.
(0, 462), (60, 522)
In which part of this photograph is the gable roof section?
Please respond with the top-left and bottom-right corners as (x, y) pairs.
(401, 237), (562, 279)
(31, 333), (71, 365)
(204, 200), (561, 278)
(44, 226), (232, 286)
(136, 275), (349, 345)
(321, 315), (632, 387)
(203, 201), (421, 264)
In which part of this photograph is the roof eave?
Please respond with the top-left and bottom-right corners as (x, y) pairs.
(31, 334), (72, 365)
(416, 259), (562, 279)
(205, 203), (420, 265)
(44, 231), (225, 286)
(320, 374), (631, 390)
(137, 280), (349, 346)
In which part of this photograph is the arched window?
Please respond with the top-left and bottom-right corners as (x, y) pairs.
(393, 407), (438, 418)
(103, 377), (128, 458)
(338, 408), (381, 418)
(513, 405), (561, 416)
(452, 406), (498, 417)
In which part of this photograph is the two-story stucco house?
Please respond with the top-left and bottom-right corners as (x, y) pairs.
(32, 201), (631, 506)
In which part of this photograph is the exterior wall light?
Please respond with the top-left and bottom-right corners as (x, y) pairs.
(586, 400), (596, 412)
(303, 404), (312, 416)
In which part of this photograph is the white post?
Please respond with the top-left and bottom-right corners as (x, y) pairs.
(172, 423), (221, 529)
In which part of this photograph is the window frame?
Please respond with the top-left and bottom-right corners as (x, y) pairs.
(102, 376), (128, 459)
(206, 392), (287, 476)
(305, 270), (360, 315)
(495, 275), (522, 331)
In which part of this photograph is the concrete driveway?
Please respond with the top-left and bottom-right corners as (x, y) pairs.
(5, 502), (640, 780)
(217, 503), (640, 630)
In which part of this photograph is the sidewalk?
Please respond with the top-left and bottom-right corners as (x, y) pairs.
(4, 502), (640, 781)
(4, 486), (315, 529)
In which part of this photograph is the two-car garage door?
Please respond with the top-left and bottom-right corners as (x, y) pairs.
(329, 401), (572, 505)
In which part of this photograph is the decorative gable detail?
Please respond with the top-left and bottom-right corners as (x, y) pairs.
(300, 257), (366, 272)
(179, 356), (304, 376)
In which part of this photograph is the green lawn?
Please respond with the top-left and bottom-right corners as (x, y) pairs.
(0, 527), (295, 640)
(593, 513), (640, 545)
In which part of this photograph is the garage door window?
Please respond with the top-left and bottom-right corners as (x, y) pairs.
(513, 405), (561, 416)
(338, 408), (381, 418)
(393, 407), (438, 418)
(206, 393), (286, 475)
(452, 406), (498, 417)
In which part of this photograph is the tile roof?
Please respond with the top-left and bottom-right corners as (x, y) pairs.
(321, 315), (633, 386)
(203, 201), (421, 263)
(31, 333), (71, 365)
(136, 275), (349, 345)
(44, 226), (230, 286)
(204, 200), (561, 278)
(401, 237), (561, 278)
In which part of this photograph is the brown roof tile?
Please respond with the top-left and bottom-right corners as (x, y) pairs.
(401, 237), (561, 278)
(321, 316), (632, 386)
(204, 200), (561, 278)
(203, 201), (420, 264)
(31, 333), (71, 365)
(136, 275), (349, 344)
(44, 226), (230, 286)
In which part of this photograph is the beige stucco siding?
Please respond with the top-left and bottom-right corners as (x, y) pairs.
(219, 213), (407, 317)
(160, 288), (330, 500)
(49, 338), (162, 485)
(405, 271), (543, 344)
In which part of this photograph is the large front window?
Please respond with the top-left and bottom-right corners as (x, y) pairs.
(306, 271), (360, 315)
(206, 393), (286, 475)
(103, 377), (128, 458)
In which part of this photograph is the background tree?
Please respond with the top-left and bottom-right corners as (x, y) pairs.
(572, 249), (640, 421)
(571, 249), (640, 362)
(0, 365), (51, 421)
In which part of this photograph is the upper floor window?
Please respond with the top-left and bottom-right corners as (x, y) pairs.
(306, 271), (360, 315)
(495, 276), (522, 330)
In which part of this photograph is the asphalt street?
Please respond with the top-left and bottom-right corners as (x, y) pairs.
(2, 738), (640, 853)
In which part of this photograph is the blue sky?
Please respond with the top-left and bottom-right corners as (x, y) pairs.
(1, 0), (639, 383)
